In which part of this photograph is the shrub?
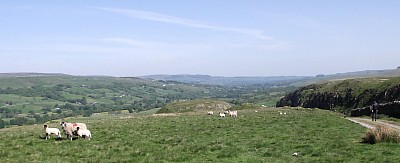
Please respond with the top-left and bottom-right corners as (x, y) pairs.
(362, 125), (400, 144)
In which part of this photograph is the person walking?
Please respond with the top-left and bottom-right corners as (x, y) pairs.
(371, 101), (379, 121)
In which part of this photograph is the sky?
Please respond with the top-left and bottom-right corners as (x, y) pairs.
(0, 1), (399, 77)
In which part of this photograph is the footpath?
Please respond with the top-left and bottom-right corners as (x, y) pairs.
(347, 117), (400, 131)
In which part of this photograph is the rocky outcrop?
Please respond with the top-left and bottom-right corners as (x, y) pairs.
(277, 78), (400, 114)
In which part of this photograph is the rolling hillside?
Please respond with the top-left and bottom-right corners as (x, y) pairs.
(0, 75), (240, 127)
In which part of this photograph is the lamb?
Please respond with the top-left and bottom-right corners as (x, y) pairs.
(43, 125), (61, 140)
(76, 127), (92, 140)
(207, 111), (214, 115)
(60, 122), (87, 140)
(219, 112), (226, 117)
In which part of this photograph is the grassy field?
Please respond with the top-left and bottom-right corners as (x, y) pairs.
(1, 108), (400, 162)
(157, 99), (232, 114)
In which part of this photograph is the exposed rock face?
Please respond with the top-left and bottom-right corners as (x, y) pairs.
(276, 78), (400, 116)
(276, 84), (360, 109)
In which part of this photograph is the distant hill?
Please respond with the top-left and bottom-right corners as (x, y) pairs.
(296, 68), (400, 86)
(0, 72), (69, 78)
(3, 68), (399, 86)
(139, 74), (311, 86)
(140, 69), (400, 86)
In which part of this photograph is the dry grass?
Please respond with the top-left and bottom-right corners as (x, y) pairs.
(362, 125), (400, 144)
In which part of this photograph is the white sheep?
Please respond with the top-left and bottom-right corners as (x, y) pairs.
(219, 112), (226, 117)
(43, 125), (61, 140)
(60, 122), (87, 140)
(76, 127), (92, 140)
(207, 111), (214, 115)
(224, 110), (229, 114)
(229, 110), (238, 117)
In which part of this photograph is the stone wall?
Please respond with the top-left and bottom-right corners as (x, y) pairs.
(351, 101), (400, 118)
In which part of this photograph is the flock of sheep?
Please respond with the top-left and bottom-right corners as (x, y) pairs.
(43, 110), (287, 140)
(207, 110), (238, 117)
(207, 110), (287, 118)
(43, 122), (91, 140)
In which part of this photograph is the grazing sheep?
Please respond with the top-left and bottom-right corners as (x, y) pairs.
(76, 127), (92, 140)
(207, 111), (214, 115)
(60, 122), (87, 140)
(219, 112), (226, 117)
(43, 125), (61, 140)
(279, 111), (283, 115)
(224, 110), (229, 114)
(229, 110), (238, 117)
(284, 112), (287, 115)
(254, 110), (258, 113)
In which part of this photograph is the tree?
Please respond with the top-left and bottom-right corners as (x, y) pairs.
(55, 109), (62, 114)
(10, 117), (29, 126)
(127, 108), (134, 113)
(83, 110), (92, 117)
(81, 97), (87, 105)
(5, 101), (13, 106)
(28, 110), (35, 118)
(0, 119), (6, 128)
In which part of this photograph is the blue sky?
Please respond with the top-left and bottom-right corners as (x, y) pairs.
(0, 1), (399, 77)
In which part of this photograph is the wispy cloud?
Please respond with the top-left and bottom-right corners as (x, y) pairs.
(91, 7), (274, 41)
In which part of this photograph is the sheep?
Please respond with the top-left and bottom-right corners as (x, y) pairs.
(43, 125), (61, 140)
(207, 111), (214, 115)
(229, 110), (238, 117)
(76, 127), (92, 140)
(224, 110), (229, 114)
(60, 122), (87, 140)
(219, 112), (226, 117)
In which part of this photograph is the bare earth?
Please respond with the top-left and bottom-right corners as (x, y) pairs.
(347, 117), (400, 131)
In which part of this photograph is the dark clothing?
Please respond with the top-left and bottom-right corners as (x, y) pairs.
(371, 102), (379, 121)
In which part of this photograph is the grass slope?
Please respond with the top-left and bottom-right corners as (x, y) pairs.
(156, 99), (232, 114)
(2, 108), (400, 162)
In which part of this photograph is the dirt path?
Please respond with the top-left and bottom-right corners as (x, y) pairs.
(347, 117), (400, 131)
